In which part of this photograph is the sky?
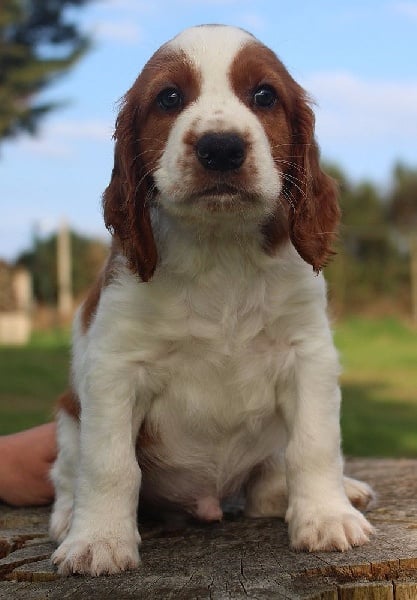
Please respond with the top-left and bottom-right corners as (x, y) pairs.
(1, 0), (416, 261)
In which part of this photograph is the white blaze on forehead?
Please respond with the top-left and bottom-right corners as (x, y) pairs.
(155, 25), (282, 209)
(168, 25), (254, 94)
(165, 25), (258, 137)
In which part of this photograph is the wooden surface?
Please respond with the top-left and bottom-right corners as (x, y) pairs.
(0, 459), (416, 599)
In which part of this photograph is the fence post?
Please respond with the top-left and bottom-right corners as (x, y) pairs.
(57, 221), (73, 323)
(410, 236), (417, 324)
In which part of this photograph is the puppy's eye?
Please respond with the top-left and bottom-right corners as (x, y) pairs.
(252, 85), (278, 108)
(157, 87), (183, 111)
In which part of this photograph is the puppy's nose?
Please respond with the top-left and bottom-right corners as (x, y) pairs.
(196, 132), (246, 172)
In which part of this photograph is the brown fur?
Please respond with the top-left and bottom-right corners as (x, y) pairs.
(230, 42), (340, 271)
(80, 241), (120, 334)
(57, 388), (80, 420)
(80, 276), (102, 334)
(102, 49), (201, 282)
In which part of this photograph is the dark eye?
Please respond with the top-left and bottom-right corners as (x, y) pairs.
(157, 87), (183, 111)
(252, 85), (277, 108)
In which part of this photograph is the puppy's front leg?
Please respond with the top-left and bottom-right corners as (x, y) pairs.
(281, 334), (374, 552)
(52, 370), (146, 576)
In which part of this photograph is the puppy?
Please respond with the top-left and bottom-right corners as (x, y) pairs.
(50, 24), (374, 576)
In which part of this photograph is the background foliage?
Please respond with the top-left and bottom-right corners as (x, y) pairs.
(0, 0), (90, 140)
(16, 230), (108, 303)
(325, 162), (416, 316)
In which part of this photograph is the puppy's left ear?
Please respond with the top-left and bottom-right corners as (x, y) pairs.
(286, 93), (340, 272)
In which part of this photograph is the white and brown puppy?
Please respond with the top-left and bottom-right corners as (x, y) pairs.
(50, 24), (374, 576)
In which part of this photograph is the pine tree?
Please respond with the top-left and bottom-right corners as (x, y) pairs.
(0, 0), (90, 140)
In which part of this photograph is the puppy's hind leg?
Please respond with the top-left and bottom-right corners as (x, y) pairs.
(344, 475), (375, 511)
(245, 451), (288, 518)
(49, 400), (80, 544)
(245, 459), (375, 518)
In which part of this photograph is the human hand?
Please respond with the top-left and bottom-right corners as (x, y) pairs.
(0, 422), (57, 506)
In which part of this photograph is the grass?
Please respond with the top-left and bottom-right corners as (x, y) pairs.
(0, 329), (70, 434)
(335, 317), (417, 457)
(0, 318), (416, 457)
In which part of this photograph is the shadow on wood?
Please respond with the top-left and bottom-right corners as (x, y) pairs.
(0, 459), (416, 599)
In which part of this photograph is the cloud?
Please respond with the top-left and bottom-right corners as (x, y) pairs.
(93, 21), (142, 45)
(237, 13), (266, 32)
(105, 0), (151, 10)
(303, 71), (417, 140)
(179, 0), (247, 4)
(390, 1), (417, 20)
(50, 120), (113, 141)
(83, 0), (150, 47)
(9, 119), (112, 157)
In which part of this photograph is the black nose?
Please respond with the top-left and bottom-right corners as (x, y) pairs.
(196, 132), (246, 172)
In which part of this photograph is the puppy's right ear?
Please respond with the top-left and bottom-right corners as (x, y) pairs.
(286, 93), (340, 272)
(102, 92), (157, 282)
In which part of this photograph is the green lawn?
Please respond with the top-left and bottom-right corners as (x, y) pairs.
(0, 329), (70, 434)
(335, 317), (417, 457)
(0, 318), (416, 457)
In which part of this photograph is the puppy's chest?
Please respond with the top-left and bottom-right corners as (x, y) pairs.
(139, 279), (294, 432)
(127, 277), (294, 506)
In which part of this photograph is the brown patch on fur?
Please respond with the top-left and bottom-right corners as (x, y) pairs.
(57, 388), (80, 420)
(136, 421), (165, 480)
(80, 241), (120, 333)
(80, 277), (102, 334)
(229, 41), (340, 270)
(136, 420), (160, 451)
(103, 48), (201, 282)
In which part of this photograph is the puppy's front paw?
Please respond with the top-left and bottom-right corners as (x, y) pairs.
(52, 530), (141, 576)
(287, 501), (374, 552)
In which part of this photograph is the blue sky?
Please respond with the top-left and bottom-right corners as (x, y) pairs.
(1, 0), (416, 261)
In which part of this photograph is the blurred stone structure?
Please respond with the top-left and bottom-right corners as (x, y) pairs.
(0, 261), (32, 345)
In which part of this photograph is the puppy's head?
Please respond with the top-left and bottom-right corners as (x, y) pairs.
(103, 25), (339, 281)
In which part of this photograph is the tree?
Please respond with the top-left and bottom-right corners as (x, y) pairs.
(0, 0), (90, 140)
(388, 163), (417, 231)
(16, 231), (108, 304)
(387, 163), (417, 322)
(323, 163), (409, 314)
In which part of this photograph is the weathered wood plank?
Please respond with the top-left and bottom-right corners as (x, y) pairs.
(338, 582), (393, 599)
(0, 459), (416, 599)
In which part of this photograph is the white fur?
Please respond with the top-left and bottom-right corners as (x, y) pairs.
(51, 25), (374, 576)
(49, 411), (79, 543)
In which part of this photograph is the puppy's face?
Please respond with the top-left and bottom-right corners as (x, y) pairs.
(152, 27), (288, 225)
(103, 25), (339, 281)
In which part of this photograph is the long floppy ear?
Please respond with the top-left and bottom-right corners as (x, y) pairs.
(285, 93), (340, 272)
(102, 92), (157, 282)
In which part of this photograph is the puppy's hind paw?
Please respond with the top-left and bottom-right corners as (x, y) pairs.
(287, 503), (375, 552)
(344, 476), (375, 511)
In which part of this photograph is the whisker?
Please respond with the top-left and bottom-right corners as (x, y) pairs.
(275, 159), (307, 176)
(281, 173), (308, 201)
(134, 165), (157, 195)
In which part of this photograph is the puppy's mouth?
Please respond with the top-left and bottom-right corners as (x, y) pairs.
(187, 184), (261, 214)
(154, 178), (265, 218)
(191, 183), (241, 200)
